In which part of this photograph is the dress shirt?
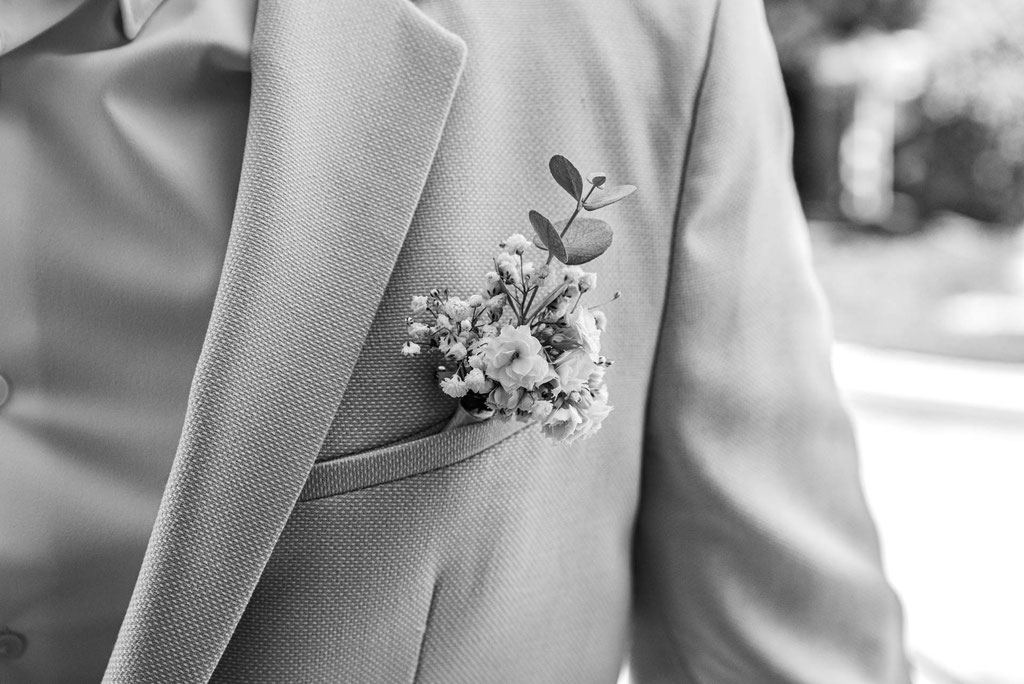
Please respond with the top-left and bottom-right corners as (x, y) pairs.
(0, 0), (255, 680)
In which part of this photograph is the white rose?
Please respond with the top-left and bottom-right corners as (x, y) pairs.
(481, 325), (555, 391)
(574, 388), (612, 442)
(489, 385), (525, 412)
(542, 404), (584, 442)
(554, 348), (596, 395)
(567, 306), (602, 354)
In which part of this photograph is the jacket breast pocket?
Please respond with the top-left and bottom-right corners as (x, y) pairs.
(215, 418), (597, 684)
(299, 416), (533, 501)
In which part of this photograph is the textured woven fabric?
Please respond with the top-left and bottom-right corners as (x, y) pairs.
(104, 0), (911, 682)
(215, 424), (632, 683)
(0, 2), (254, 681)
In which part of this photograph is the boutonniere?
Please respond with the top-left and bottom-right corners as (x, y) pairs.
(401, 155), (636, 444)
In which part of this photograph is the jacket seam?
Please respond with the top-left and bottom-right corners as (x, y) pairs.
(635, 0), (723, 680)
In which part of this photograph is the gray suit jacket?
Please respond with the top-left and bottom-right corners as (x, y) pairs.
(104, 0), (910, 681)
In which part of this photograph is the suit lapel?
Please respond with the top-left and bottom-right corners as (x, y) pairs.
(104, 1), (466, 681)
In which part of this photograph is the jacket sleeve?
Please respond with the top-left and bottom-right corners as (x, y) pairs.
(630, 0), (912, 681)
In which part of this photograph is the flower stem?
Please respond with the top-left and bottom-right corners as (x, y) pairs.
(546, 184), (599, 265)
(525, 282), (569, 326)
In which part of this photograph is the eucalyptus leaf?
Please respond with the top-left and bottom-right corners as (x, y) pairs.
(528, 210), (568, 262)
(582, 184), (637, 210)
(549, 155), (583, 202)
(554, 217), (613, 265)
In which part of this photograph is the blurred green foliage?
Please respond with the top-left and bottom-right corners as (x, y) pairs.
(921, 0), (1024, 158)
(767, 0), (1024, 226)
(766, 0), (925, 68)
(895, 0), (1024, 225)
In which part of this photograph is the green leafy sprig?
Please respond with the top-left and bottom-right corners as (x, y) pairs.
(529, 155), (637, 266)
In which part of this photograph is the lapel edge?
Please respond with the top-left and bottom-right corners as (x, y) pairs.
(104, 2), (468, 681)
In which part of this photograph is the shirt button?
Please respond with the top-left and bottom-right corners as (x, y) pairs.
(0, 373), (9, 409)
(0, 631), (27, 660)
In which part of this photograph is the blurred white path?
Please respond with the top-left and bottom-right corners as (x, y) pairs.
(835, 344), (1024, 684)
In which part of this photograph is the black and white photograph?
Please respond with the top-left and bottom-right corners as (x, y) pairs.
(0, 0), (1020, 682)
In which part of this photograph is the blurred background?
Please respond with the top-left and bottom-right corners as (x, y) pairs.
(765, 1), (1024, 682)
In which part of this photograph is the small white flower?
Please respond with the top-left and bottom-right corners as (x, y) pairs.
(464, 367), (492, 393)
(444, 297), (471, 322)
(408, 322), (430, 340)
(495, 252), (518, 282)
(579, 272), (597, 293)
(401, 341), (421, 356)
(563, 266), (585, 283)
(440, 375), (468, 398)
(567, 307), (602, 354)
(500, 233), (531, 255)
(592, 310), (608, 331)
(542, 404), (584, 442)
(549, 298), (572, 320)
(410, 295), (428, 313)
(467, 294), (484, 308)
(468, 352), (487, 371)
(531, 399), (554, 421)
(573, 387), (612, 441)
(436, 313), (452, 329)
(446, 342), (468, 361)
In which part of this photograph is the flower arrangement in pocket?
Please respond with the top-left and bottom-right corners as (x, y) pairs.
(402, 155), (635, 444)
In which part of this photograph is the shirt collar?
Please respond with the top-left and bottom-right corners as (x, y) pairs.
(0, 0), (167, 55)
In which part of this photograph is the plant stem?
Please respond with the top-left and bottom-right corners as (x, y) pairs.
(525, 282), (569, 326)
(498, 281), (521, 323)
(546, 184), (599, 265)
(523, 282), (540, 321)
